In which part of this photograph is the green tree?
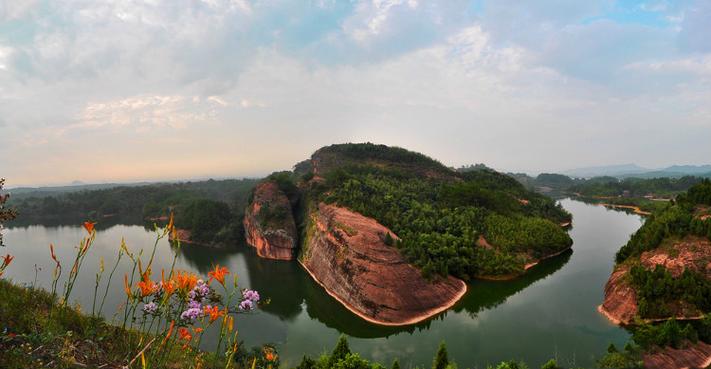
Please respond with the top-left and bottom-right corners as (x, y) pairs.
(540, 359), (561, 369)
(329, 335), (352, 367)
(295, 355), (315, 369)
(391, 359), (401, 369)
(0, 179), (17, 246)
(432, 342), (449, 369)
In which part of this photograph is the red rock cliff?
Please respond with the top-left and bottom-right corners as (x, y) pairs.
(243, 181), (297, 260)
(600, 236), (711, 324)
(300, 203), (467, 326)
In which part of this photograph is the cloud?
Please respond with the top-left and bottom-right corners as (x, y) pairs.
(75, 94), (228, 132)
(1, 1), (711, 186)
(678, 0), (711, 52)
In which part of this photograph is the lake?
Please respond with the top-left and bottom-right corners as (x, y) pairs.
(2, 199), (642, 368)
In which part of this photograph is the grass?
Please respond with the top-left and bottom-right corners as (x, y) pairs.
(0, 278), (147, 368)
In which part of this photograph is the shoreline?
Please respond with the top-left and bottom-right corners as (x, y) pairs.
(597, 304), (623, 325)
(597, 304), (707, 326)
(477, 245), (573, 281)
(598, 203), (652, 216)
(297, 259), (468, 327)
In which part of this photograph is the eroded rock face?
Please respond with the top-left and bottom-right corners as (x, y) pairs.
(243, 181), (297, 260)
(599, 266), (638, 325)
(640, 237), (711, 279)
(600, 236), (711, 324)
(643, 341), (711, 369)
(300, 203), (467, 326)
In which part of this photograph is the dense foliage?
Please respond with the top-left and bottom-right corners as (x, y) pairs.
(631, 318), (711, 349)
(8, 179), (259, 244)
(630, 265), (711, 319)
(570, 176), (705, 198)
(616, 180), (711, 262)
(177, 198), (235, 243)
(318, 162), (571, 279)
(293, 336), (563, 369)
(0, 179), (17, 246)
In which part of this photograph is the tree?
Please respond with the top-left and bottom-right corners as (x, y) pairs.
(432, 342), (449, 369)
(0, 179), (17, 246)
(391, 359), (401, 369)
(384, 232), (394, 246)
(329, 335), (352, 367)
(540, 359), (561, 369)
(295, 355), (315, 369)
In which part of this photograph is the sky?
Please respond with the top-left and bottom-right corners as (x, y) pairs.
(1, 0), (710, 186)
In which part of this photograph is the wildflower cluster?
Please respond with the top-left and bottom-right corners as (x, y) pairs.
(34, 212), (272, 368)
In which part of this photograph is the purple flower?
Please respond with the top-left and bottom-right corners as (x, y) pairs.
(142, 302), (158, 314)
(189, 280), (211, 301)
(243, 289), (260, 303)
(239, 299), (254, 311)
(180, 307), (203, 321)
(187, 299), (201, 310)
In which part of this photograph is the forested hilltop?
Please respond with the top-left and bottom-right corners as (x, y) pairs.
(272, 143), (573, 280)
(599, 180), (711, 363)
(7, 179), (259, 245)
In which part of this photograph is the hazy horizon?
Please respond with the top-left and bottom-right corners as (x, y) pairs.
(2, 1), (710, 187)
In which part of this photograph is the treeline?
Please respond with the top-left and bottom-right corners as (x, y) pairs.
(294, 336), (565, 369)
(8, 179), (260, 245)
(510, 172), (705, 201)
(320, 165), (572, 279)
(615, 180), (711, 262)
(631, 265), (711, 319)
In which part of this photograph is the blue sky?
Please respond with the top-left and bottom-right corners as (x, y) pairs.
(1, 0), (710, 186)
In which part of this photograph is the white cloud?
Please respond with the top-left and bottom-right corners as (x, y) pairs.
(76, 95), (226, 132)
(0, 46), (12, 71)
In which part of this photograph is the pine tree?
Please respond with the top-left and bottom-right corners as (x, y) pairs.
(391, 359), (401, 369)
(432, 342), (449, 369)
(329, 335), (351, 367)
(384, 232), (394, 246)
(295, 355), (315, 369)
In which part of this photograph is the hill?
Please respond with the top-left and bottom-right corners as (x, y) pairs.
(244, 143), (573, 325)
(598, 180), (711, 369)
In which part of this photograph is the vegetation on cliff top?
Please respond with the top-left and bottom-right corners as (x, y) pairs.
(289, 143), (573, 280)
(616, 180), (711, 263)
(607, 181), (711, 356)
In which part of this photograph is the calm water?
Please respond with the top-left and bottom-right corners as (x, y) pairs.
(3, 199), (643, 368)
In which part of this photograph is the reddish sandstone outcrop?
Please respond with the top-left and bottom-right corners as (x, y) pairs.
(243, 181), (297, 260)
(300, 203), (467, 326)
(643, 341), (711, 369)
(599, 266), (638, 325)
(599, 236), (711, 324)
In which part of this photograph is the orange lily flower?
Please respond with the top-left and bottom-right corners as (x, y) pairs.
(264, 347), (277, 362)
(137, 279), (156, 297)
(174, 271), (198, 291)
(161, 269), (176, 296)
(83, 221), (96, 234)
(193, 327), (203, 334)
(208, 265), (229, 286)
(167, 212), (174, 231)
(203, 305), (225, 323)
(160, 321), (175, 348)
(1, 254), (14, 268)
(178, 327), (192, 348)
(123, 274), (132, 298)
(49, 244), (59, 263)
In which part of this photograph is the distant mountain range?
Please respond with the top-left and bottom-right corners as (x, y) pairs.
(562, 164), (711, 179)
